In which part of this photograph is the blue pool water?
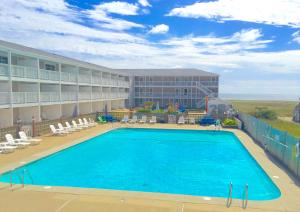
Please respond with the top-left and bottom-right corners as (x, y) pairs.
(0, 128), (280, 200)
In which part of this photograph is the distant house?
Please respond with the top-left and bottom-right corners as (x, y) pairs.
(293, 103), (300, 123)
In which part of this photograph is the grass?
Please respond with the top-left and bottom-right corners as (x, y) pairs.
(230, 100), (300, 138)
(264, 119), (300, 138)
(230, 100), (297, 117)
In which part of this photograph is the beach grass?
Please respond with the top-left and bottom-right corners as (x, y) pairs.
(230, 100), (300, 138)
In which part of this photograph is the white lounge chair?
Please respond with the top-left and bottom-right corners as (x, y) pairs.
(149, 116), (157, 124)
(0, 142), (16, 153)
(58, 123), (70, 133)
(78, 119), (89, 128)
(5, 134), (30, 148)
(178, 116), (185, 124)
(19, 131), (41, 145)
(189, 117), (196, 124)
(72, 120), (84, 130)
(129, 115), (138, 124)
(139, 115), (147, 124)
(83, 118), (96, 127)
(121, 115), (129, 123)
(89, 118), (96, 125)
(50, 125), (67, 135)
(65, 122), (77, 132)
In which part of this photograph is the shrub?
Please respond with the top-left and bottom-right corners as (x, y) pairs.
(151, 109), (165, 114)
(253, 108), (277, 120)
(223, 118), (237, 126)
(137, 108), (151, 113)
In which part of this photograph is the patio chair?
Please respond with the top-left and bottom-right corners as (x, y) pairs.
(121, 115), (129, 123)
(58, 123), (71, 133)
(19, 131), (41, 145)
(177, 116), (185, 124)
(5, 134), (30, 148)
(78, 119), (89, 128)
(72, 120), (84, 130)
(97, 116), (107, 124)
(149, 116), (157, 124)
(189, 117), (196, 124)
(65, 122), (77, 132)
(50, 125), (67, 136)
(83, 118), (96, 127)
(139, 115), (147, 124)
(129, 115), (138, 124)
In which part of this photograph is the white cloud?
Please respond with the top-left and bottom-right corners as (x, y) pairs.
(149, 24), (169, 34)
(139, 0), (151, 7)
(0, 0), (299, 96)
(292, 31), (300, 44)
(168, 0), (300, 27)
(93, 1), (139, 15)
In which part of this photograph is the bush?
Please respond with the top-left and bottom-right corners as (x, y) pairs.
(151, 109), (165, 114)
(137, 108), (151, 113)
(253, 108), (277, 120)
(222, 118), (237, 126)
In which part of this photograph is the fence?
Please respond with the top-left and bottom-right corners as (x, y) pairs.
(239, 113), (300, 180)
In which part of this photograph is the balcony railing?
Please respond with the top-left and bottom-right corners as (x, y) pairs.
(0, 92), (10, 105)
(92, 92), (102, 100)
(102, 78), (112, 86)
(61, 92), (77, 101)
(40, 69), (60, 81)
(92, 77), (101, 85)
(134, 81), (218, 87)
(40, 92), (60, 103)
(0, 64), (9, 77)
(134, 92), (199, 98)
(12, 92), (38, 104)
(79, 92), (91, 100)
(61, 72), (77, 83)
(79, 74), (91, 84)
(11, 65), (38, 79)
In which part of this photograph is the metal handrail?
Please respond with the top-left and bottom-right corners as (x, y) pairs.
(22, 169), (34, 187)
(242, 184), (248, 209)
(9, 169), (23, 189)
(226, 182), (233, 207)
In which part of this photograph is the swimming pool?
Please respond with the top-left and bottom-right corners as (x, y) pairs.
(0, 128), (280, 200)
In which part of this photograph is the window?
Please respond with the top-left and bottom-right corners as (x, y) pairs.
(0, 56), (8, 64)
(45, 64), (55, 71)
(184, 88), (188, 95)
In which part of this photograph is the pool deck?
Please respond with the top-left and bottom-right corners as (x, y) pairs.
(0, 123), (299, 212)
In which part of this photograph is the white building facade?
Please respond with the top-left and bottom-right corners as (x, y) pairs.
(0, 40), (130, 128)
(118, 69), (219, 109)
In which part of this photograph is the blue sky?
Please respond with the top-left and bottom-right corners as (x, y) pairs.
(0, 0), (300, 99)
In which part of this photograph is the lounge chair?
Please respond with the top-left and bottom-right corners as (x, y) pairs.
(0, 142), (16, 153)
(139, 115), (147, 124)
(89, 118), (96, 124)
(83, 118), (96, 127)
(78, 119), (89, 128)
(129, 115), (138, 124)
(58, 123), (71, 133)
(19, 131), (41, 145)
(50, 125), (67, 135)
(72, 120), (84, 130)
(149, 116), (157, 124)
(65, 122), (77, 131)
(121, 115), (129, 123)
(97, 116), (107, 124)
(178, 116), (185, 124)
(189, 117), (196, 124)
(5, 134), (30, 148)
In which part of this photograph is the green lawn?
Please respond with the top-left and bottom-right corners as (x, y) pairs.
(230, 100), (297, 117)
(230, 100), (300, 138)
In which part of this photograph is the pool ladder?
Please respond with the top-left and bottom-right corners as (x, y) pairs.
(9, 169), (34, 189)
(226, 182), (248, 209)
(226, 182), (233, 207)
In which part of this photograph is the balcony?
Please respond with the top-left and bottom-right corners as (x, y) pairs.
(61, 92), (77, 101)
(61, 72), (77, 83)
(92, 92), (102, 100)
(79, 74), (91, 84)
(79, 92), (91, 100)
(134, 92), (197, 98)
(12, 92), (38, 104)
(40, 69), (60, 81)
(40, 92), (60, 103)
(0, 64), (9, 77)
(0, 92), (10, 105)
(92, 77), (101, 85)
(11, 65), (38, 79)
(102, 78), (112, 86)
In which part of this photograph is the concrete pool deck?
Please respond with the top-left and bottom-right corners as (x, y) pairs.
(0, 123), (299, 212)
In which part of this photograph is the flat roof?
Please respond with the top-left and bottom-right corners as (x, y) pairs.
(117, 68), (218, 77)
(0, 40), (125, 75)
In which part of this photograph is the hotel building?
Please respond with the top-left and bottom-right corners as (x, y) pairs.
(0, 40), (130, 128)
(0, 40), (219, 128)
(118, 69), (219, 109)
